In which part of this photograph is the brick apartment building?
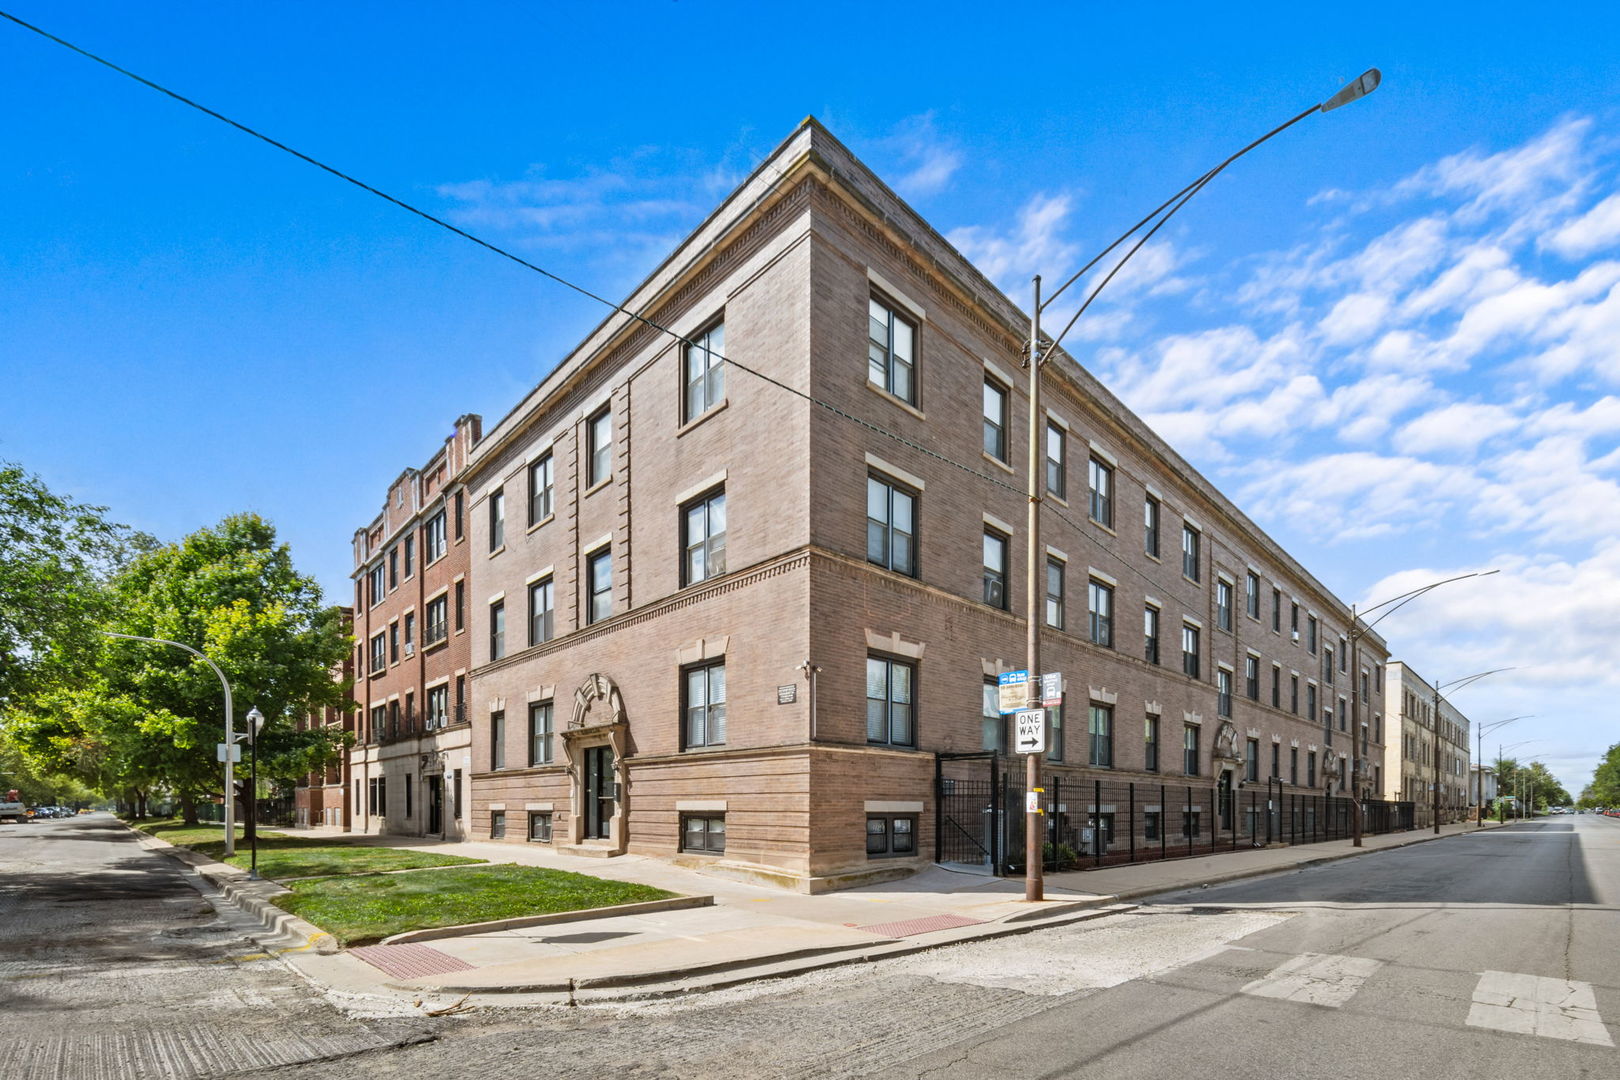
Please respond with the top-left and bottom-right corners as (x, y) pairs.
(1383, 661), (1473, 827)
(293, 606), (355, 829)
(450, 118), (1390, 892)
(348, 415), (482, 838)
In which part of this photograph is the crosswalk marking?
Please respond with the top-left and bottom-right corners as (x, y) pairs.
(1467, 971), (1614, 1047)
(1239, 952), (1384, 1007)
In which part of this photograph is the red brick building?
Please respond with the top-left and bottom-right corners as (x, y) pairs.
(293, 606), (355, 829)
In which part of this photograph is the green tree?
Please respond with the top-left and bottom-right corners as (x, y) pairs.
(1587, 743), (1620, 806)
(10, 514), (352, 825)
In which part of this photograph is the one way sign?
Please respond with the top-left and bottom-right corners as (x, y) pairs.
(1014, 708), (1046, 754)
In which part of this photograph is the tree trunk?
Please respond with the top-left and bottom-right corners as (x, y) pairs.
(135, 788), (148, 819)
(179, 791), (199, 826)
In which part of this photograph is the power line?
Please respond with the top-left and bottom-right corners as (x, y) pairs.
(0, 8), (1170, 596)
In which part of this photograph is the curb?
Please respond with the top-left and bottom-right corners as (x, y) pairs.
(126, 828), (339, 954)
(380, 894), (715, 945)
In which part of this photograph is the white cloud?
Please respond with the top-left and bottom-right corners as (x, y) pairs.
(1392, 402), (1520, 456)
(947, 193), (1080, 292)
(1544, 191), (1620, 259)
(882, 114), (963, 199)
(1319, 292), (1392, 345)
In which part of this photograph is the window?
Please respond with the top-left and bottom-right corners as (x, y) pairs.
(684, 321), (725, 422)
(528, 702), (553, 766)
(490, 710), (505, 771)
(866, 474), (917, 576)
(1182, 623), (1200, 679)
(490, 810), (506, 839)
(1144, 715), (1160, 772)
(1340, 637), (1348, 673)
(1245, 738), (1260, 783)
(1046, 699), (1065, 763)
(404, 775), (413, 818)
(866, 815), (916, 858)
(588, 408), (612, 487)
(1271, 665), (1281, 708)
(1307, 614), (1318, 653)
(1307, 684), (1318, 728)
(1046, 422), (1066, 498)
(529, 811), (553, 842)
(682, 815), (726, 854)
(454, 491), (464, 539)
(683, 661), (727, 748)
(1217, 668), (1233, 718)
(682, 489), (727, 585)
(1088, 704), (1113, 768)
(1182, 524), (1200, 581)
(403, 612), (415, 656)
(1246, 572), (1260, 619)
(455, 580), (465, 631)
(427, 685), (448, 729)
(368, 563), (385, 608)
(1088, 579), (1113, 647)
(1144, 606), (1160, 665)
(1291, 746), (1299, 785)
(868, 296), (917, 404)
(1045, 558), (1065, 629)
(1307, 751), (1318, 788)
(1246, 656), (1260, 700)
(1338, 698), (1347, 732)
(982, 530), (1008, 609)
(1291, 675), (1299, 714)
(404, 535), (415, 579)
(1184, 724), (1200, 775)
(982, 378), (1009, 461)
(982, 680), (1005, 753)
(456, 675), (465, 722)
(389, 622), (399, 663)
(1323, 647), (1335, 686)
(389, 547), (398, 589)
(528, 454), (554, 525)
(1216, 579), (1233, 631)
(1271, 741), (1281, 779)
(489, 600), (505, 660)
(588, 548), (612, 624)
(1088, 457), (1113, 527)
(866, 656), (915, 747)
(1272, 587), (1281, 632)
(1144, 496), (1160, 558)
(1290, 601), (1299, 637)
(489, 488), (505, 552)
(1145, 811), (1161, 841)
(528, 578), (554, 646)
(369, 632), (386, 674)
(1182, 811), (1201, 839)
(369, 705), (385, 743)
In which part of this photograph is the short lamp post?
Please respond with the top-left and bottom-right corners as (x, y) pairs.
(245, 706), (265, 880)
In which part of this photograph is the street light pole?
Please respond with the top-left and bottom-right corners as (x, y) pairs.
(1476, 716), (1531, 825)
(1016, 68), (1382, 901)
(103, 631), (239, 856)
(1430, 668), (1513, 834)
(245, 706), (264, 880)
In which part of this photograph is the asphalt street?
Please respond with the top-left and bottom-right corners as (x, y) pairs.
(0, 814), (431, 1077)
(3, 814), (1615, 1079)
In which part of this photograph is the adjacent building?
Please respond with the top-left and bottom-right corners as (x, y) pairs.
(292, 606), (355, 829)
(1382, 661), (1473, 827)
(347, 415), (482, 838)
(450, 119), (1390, 892)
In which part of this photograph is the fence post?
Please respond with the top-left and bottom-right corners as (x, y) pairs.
(1051, 775), (1061, 870)
(990, 757), (1002, 876)
(1129, 782), (1136, 864)
(934, 754), (944, 864)
(1094, 778), (1103, 869)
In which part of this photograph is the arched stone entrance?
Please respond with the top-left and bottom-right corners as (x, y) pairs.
(559, 673), (631, 855)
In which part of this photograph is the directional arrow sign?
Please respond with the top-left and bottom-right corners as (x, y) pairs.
(1014, 708), (1046, 754)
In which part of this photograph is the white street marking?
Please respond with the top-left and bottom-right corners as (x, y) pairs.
(1239, 953), (1384, 1008)
(1467, 971), (1614, 1046)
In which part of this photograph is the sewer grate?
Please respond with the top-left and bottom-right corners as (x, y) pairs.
(349, 942), (475, 979)
(856, 913), (984, 938)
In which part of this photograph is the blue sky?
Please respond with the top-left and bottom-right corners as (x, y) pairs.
(2, 2), (1617, 794)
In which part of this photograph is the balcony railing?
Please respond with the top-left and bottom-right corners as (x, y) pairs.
(424, 619), (449, 646)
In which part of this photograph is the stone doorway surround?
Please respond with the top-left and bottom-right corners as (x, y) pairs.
(559, 672), (631, 856)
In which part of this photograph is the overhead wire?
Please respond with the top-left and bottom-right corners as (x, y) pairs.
(0, 8), (1191, 596)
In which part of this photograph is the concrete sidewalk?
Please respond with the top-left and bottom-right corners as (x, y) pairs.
(175, 818), (1507, 1005)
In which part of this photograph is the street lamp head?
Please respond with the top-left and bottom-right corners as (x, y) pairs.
(1321, 68), (1382, 112)
(246, 707), (265, 734)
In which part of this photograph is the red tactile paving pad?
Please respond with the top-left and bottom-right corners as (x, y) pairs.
(349, 942), (476, 980)
(856, 913), (984, 938)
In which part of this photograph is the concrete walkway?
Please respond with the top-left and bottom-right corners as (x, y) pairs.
(180, 819), (1507, 1005)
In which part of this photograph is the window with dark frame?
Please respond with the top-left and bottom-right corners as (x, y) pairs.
(1184, 724), (1200, 775)
(389, 622), (399, 663)
(588, 408), (612, 487)
(982, 529), (1008, 609)
(1271, 741), (1281, 779)
(1145, 811), (1162, 841)
(865, 656), (915, 747)
(1308, 751), (1318, 787)
(425, 511), (447, 563)
(1245, 738), (1259, 782)
(1271, 664), (1281, 707)
(1088, 457), (1113, 527)
(1182, 623), (1200, 679)
(1246, 571), (1260, 618)
(1144, 606), (1160, 665)
(683, 660), (727, 749)
(1291, 746), (1299, 785)
(866, 814), (916, 858)
(490, 710), (505, 771)
(982, 378), (1009, 461)
(682, 489), (727, 586)
(426, 595), (448, 646)
(1046, 422), (1066, 498)
(1272, 587), (1282, 632)
(490, 810), (506, 839)
(528, 701), (553, 766)
(489, 599), (505, 661)
(489, 489), (505, 551)
(404, 535), (415, 579)
(868, 296), (917, 405)
(455, 580), (465, 631)
(529, 454), (554, 525)
(588, 548), (613, 624)
(1216, 579), (1233, 630)
(528, 577), (554, 646)
(1246, 655), (1260, 700)
(682, 815), (727, 854)
(529, 811), (552, 842)
(1144, 715), (1160, 772)
(454, 491), (464, 539)
(866, 474), (917, 576)
(1088, 703), (1113, 768)
(1088, 579), (1113, 647)
(389, 547), (398, 589)
(1144, 496), (1160, 558)
(1217, 668), (1233, 717)
(1045, 558), (1065, 629)
(1182, 524), (1200, 581)
(684, 321), (725, 423)
(1046, 698), (1065, 763)
(982, 680), (1005, 753)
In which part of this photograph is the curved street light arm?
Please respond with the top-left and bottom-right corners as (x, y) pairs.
(1354, 570), (1500, 637)
(1438, 667), (1516, 696)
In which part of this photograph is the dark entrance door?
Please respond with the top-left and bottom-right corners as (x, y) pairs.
(584, 745), (615, 840)
(426, 776), (443, 835)
(1217, 771), (1233, 831)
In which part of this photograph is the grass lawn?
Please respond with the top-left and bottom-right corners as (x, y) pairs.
(274, 863), (677, 946)
(127, 817), (485, 879)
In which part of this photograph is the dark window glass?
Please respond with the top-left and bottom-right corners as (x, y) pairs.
(982, 379), (1008, 461)
(1182, 525), (1200, 581)
(866, 656), (915, 747)
(489, 600), (505, 660)
(588, 549), (613, 624)
(528, 578), (554, 646)
(683, 490), (727, 585)
(1144, 607), (1160, 665)
(490, 711), (505, 771)
(1144, 715), (1159, 772)
(1182, 624), (1200, 679)
(684, 661), (727, 748)
(1089, 704), (1113, 768)
(529, 454), (554, 525)
(1046, 423), (1066, 498)
(1088, 457), (1113, 527)
(1144, 497), (1160, 558)
(588, 409), (612, 487)
(1088, 580), (1113, 647)
(868, 297), (917, 404)
(682, 815), (726, 854)
(490, 810), (505, 839)
(866, 475), (917, 576)
(866, 815), (916, 858)
(528, 702), (553, 766)
(489, 489), (505, 551)
(983, 530), (1008, 609)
